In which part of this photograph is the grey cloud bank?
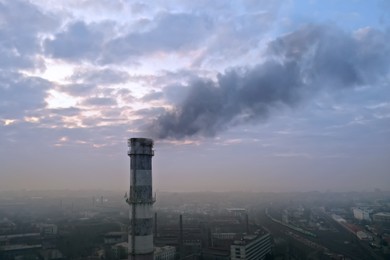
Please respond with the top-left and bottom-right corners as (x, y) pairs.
(0, 71), (51, 118)
(44, 13), (213, 65)
(0, 0), (56, 69)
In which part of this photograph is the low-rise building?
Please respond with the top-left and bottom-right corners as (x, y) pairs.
(352, 208), (371, 221)
(39, 224), (58, 236)
(230, 232), (271, 260)
(111, 242), (128, 259)
(154, 246), (176, 260)
(356, 231), (372, 240)
(104, 232), (127, 245)
(373, 212), (390, 225)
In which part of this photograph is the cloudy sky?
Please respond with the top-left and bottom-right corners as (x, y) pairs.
(1, 0), (389, 192)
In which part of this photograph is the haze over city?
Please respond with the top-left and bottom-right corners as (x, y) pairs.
(1, 0), (389, 192)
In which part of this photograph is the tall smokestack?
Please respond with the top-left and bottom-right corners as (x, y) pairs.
(127, 138), (155, 260)
(179, 214), (184, 259)
(154, 212), (158, 239)
(245, 213), (249, 234)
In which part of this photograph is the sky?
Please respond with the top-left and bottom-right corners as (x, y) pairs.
(0, 0), (389, 192)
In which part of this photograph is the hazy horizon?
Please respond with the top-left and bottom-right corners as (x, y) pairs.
(1, 1), (389, 192)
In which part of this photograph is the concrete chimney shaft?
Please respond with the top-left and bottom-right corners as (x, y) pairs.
(127, 138), (155, 260)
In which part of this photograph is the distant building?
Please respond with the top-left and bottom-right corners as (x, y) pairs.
(39, 223), (58, 236)
(184, 238), (202, 254)
(104, 232), (127, 245)
(0, 218), (16, 233)
(282, 213), (289, 224)
(332, 214), (346, 223)
(40, 248), (64, 260)
(230, 232), (271, 260)
(226, 208), (247, 220)
(226, 208), (246, 213)
(111, 242), (128, 259)
(0, 244), (42, 259)
(201, 247), (230, 260)
(212, 233), (236, 240)
(373, 212), (390, 225)
(352, 207), (371, 221)
(356, 231), (372, 240)
(0, 233), (41, 245)
(154, 246), (176, 260)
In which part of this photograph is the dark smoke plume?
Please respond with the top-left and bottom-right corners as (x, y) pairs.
(148, 25), (390, 139)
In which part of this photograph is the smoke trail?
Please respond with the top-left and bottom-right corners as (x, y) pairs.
(148, 25), (390, 139)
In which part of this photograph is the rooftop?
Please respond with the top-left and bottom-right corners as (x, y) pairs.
(104, 232), (126, 237)
(232, 231), (269, 246)
(0, 233), (40, 240)
(155, 246), (175, 254)
(374, 212), (390, 216)
(0, 244), (42, 251)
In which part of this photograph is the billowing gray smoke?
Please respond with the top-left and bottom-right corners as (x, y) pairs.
(148, 25), (390, 139)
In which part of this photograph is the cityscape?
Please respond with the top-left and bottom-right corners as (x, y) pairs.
(0, 138), (389, 259)
(1, 0), (390, 259)
(0, 185), (389, 259)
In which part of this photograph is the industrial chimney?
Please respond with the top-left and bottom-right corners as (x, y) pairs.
(127, 138), (155, 260)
